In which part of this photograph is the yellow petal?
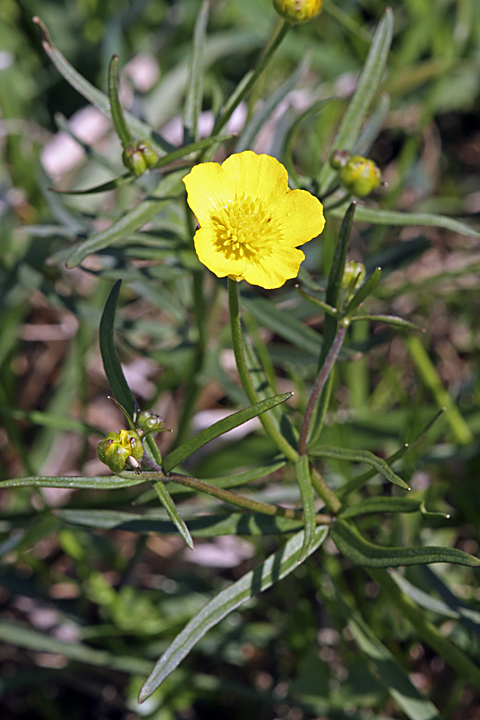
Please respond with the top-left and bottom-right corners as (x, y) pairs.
(243, 246), (305, 289)
(193, 226), (247, 279)
(183, 162), (233, 225)
(275, 189), (325, 246)
(222, 151), (289, 209)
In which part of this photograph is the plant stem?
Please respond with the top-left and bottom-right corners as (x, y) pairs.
(227, 278), (298, 463)
(298, 320), (348, 455)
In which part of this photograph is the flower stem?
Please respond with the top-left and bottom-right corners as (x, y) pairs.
(227, 278), (298, 463)
(298, 320), (348, 455)
(212, 20), (290, 137)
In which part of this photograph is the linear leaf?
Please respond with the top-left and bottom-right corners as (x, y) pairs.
(339, 497), (424, 518)
(344, 266), (382, 317)
(236, 54), (310, 153)
(334, 591), (442, 720)
(295, 456), (317, 562)
(153, 480), (193, 550)
(33, 17), (173, 154)
(162, 392), (292, 473)
(108, 55), (132, 146)
(64, 168), (186, 267)
(331, 518), (480, 568)
(329, 203), (479, 237)
(183, 0), (209, 144)
(0, 621), (153, 675)
(99, 280), (136, 419)
(317, 9), (394, 193)
(0, 475), (147, 490)
(351, 313), (425, 333)
(309, 445), (409, 490)
(55, 508), (304, 536)
(139, 525), (329, 701)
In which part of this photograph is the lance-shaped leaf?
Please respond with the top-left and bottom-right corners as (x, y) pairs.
(344, 266), (382, 317)
(99, 280), (136, 420)
(329, 203), (479, 238)
(183, 0), (209, 145)
(55, 508), (304, 537)
(0, 475), (147, 490)
(331, 518), (480, 568)
(340, 496), (425, 519)
(308, 445), (409, 490)
(334, 590), (443, 720)
(33, 16), (173, 154)
(162, 392), (292, 473)
(153, 480), (193, 550)
(139, 525), (329, 702)
(64, 168), (186, 267)
(317, 9), (394, 194)
(108, 55), (133, 147)
(295, 456), (317, 562)
(350, 313), (425, 333)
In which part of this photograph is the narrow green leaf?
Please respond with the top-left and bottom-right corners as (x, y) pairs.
(0, 475), (147, 490)
(139, 525), (329, 702)
(329, 203), (479, 238)
(391, 572), (480, 626)
(339, 497), (423, 518)
(183, 1), (209, 145)
(33, 16), (173, 154)
(153, 480), (194, 550)
(317, 9), (394, 193)
(407, 335), (473, 445)
(243, 296), (322, 358)
(236, 54), (310, 153)
(108, 55), (132, 147)
(162, 392), (293, 473)
(308, 445), (410, 490)
(0, 621), (153, 676)
(282, 98), (331, 187)
(55, 508), (304, 536)
(295, 456), (317, 562)
(294, 287), (339, 319)
(64, 168), (186, 267)
(334, 591), (443, 720)
(52, 173), (135, 195)
(344, 266), (382, 317)
(331, 518), (480, 568)
(351, 313), (425, 333)
(99, 280), (136, 419)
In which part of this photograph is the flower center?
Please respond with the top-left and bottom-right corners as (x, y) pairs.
(211, 196), (279, 260)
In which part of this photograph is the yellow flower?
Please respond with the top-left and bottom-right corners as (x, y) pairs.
(182, 151), (325, 290)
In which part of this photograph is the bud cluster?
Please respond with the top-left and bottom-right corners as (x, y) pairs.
(122, 141), (159, 176)
(330, 151), (382, 197)
(273, 0), (323, 24)
(97, 429), (144, 473)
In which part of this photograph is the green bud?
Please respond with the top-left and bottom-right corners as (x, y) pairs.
(330, 149), (351, 170)
(273, 0), (323, 24)
(137, 141), (159, 169)
(122, 146), (148, 176)
(97, 429), (143, 474)
(136, 410), (167, 434)
(338, 155), (382, 197)
(342, 260), (366, 293)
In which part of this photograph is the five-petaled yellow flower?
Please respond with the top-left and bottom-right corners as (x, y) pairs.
(182, 151), (325, 289)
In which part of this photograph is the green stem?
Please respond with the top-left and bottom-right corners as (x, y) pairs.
(227, 278), (298, 463)
(369, 568), (480, 692)
(298, 320), (348, 455)
(212, 20), (290, 137)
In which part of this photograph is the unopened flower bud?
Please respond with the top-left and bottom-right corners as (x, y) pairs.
(137, 141), (159, 169)
(273, 0), (323, 24)
(97, 429), (143, 473)
(338, 155), (382, 197)
(330, 149), (351, 170)
(122, 146), (147, 176)
(342, 260), (366, 292)
(136, 410), (167, 434)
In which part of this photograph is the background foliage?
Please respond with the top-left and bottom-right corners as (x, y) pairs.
(1, 0), (480, 718)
